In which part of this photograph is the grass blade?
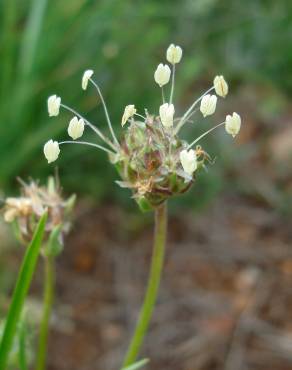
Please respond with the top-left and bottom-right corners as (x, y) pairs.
(0, 212), (47, 369)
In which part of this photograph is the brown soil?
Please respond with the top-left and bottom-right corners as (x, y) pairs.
(46, 195), (292, 370)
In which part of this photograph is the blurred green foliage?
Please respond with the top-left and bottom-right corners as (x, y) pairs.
(0, 0), (291, 206)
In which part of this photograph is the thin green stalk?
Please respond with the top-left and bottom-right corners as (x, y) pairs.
(122, 202), (168, 368)
(35, 256), (55, 370)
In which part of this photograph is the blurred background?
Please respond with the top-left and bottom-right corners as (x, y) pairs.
(1, 0), (292, 369)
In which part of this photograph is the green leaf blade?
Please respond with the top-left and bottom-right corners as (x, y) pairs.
(0, 212), (47, 369)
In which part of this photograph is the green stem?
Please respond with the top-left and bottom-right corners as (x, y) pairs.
(35, 256), (55, 370)
(122, 202), (168, 368)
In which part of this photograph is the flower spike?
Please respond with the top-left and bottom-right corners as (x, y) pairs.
(43, 44), (241, 208)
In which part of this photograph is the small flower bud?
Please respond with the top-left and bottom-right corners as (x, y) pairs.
(82, 69), (94, 90)
(180, 149), (197, 176)
(200, 94), (217, 117)
(213, 75), (228, 97)
(68, 116), (85, 140)
(121, 105), (136, 126)
(166, 44), (183, 64)
(159, 103), (175, 128)
(44, 140), (60, 163)
(225, 112), (241, 137)
(47, 95), (61, 117)
(154, 64), (171, 87)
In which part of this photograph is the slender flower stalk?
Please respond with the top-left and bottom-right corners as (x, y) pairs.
(89, 78), (120, 147)
(35, 255), (55, 370)
(175, 86), (215, 133)
(60, 103), (117, 151)
(59, 140), (116, 155)
(122, 202), (167, 367)
(161, 86), (165, 104)
(174, 108), (199, 135)
(167, 43), (182, 103)
(134, 113), (146, 121)
(188, 121), (226, 149)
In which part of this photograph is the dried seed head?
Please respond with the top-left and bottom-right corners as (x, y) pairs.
(2, 177), (75, 246)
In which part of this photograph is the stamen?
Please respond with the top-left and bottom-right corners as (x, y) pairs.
(161, 87), (165, 104)
(169, 64), (176, 104)
(89, 78), (119, 147)
(174, 108), (199, 135)
(60, 103), (117, 151)
(187, 121), (225, 149)
(177, 86), (215, 131)
(59, 141), (116, 155)
(134, 113), (146, 120)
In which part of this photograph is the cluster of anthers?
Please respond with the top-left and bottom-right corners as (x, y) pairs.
(44, 44), (241, 210)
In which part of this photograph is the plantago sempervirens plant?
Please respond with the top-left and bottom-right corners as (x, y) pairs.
(2, 177), (75, 370)
(43, 43), (241, 368)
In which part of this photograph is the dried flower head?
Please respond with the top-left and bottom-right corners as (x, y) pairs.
(2, 177), (75, 246)
(43, 44), (241, 211)
(4, 198), (32, 223)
